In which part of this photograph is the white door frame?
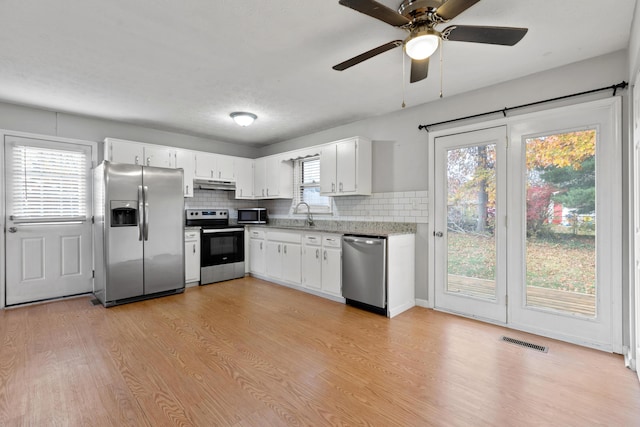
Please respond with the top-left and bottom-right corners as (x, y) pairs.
(631, 71), (640, 376)
(428, 97), (623, 352)
(0, 129), (98, 309)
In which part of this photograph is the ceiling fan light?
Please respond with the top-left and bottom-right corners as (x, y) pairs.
(405, 32), (439, 60)
(230, 112), (257, 126)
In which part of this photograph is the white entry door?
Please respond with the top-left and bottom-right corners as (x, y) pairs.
(5, 136), (93, 305)
(433, 126), (508, 323)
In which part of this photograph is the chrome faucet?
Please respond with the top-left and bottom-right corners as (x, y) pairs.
(295, 202), (315, 227)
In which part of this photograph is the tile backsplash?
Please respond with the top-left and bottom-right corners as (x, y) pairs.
(184, 190), (258, 218)
(264, 191), (428, 224)
(185, 189), (428, 223)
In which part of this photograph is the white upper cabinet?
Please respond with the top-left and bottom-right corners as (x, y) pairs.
(216, 154), (235, 181)
(194, 152), (235, 181)
(320, 137), (371, 196)
(194, 152), (217, 179)
(254, 157), (267, 198)
(254, 155), (293, 199)
(105, 138), (176, 168)
(175, 149), (196, 197)
(235, 157), (254, 199)
(144, 145), (176, 168)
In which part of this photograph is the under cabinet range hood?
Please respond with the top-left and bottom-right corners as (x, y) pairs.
(194, 178), (236, 191)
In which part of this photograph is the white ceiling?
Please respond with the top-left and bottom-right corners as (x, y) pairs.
(0, 0), (635, 146)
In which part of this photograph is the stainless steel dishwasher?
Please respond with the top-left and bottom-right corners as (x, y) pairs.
(341, 235), (387, 315)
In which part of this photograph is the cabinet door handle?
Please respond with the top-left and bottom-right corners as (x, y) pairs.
(339, 182), (343, 192)
(284, 245), (287, 254)
(262, 189), (265, 197)
(186, 184), (189, 194)
(135, 155), (139, 165)
(210, 170), (213, 178)
(260, 242), (263, 250)
(278, 244), (281, 253)
(331, 182), (335, 192)
(266, 188), (269, 196)
(193, 243), (196, 253)
(219, 171), (221, 178)
(316, 249), (319, 259)
(323, 250), (327, 261)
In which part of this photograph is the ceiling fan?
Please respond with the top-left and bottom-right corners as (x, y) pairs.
(333, 0), (528, 83)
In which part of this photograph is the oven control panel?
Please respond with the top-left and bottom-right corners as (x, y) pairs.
(186, 209), (228, 219)
(185, 209), (231, 228)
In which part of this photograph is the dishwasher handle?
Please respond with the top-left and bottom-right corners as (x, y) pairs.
(343, 236), (385, 245)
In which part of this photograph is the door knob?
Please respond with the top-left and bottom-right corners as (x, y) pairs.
(8, 227), (17, 233)
(434, 231), (443, 237)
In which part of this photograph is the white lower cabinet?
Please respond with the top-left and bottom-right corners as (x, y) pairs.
(265, 231), (301, 284)
(302, 234), (322, 290)
(185, 230), (200, 285)
(321, 234), (342, 296)
(248, 229), (266, 275)
(302, 233), (342, 297)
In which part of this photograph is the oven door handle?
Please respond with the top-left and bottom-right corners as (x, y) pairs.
(202, 228), (245, 233)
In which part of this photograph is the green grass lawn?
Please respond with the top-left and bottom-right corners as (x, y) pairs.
(447, 231), (595, 295)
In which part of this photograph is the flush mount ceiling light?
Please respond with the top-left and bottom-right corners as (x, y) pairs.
(230, 112), (257, 127)
(404, 28), (440, 60)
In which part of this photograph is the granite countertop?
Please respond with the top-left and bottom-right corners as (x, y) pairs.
(248, 219), (416, 236)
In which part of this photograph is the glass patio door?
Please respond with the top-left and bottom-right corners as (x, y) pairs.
(432, 99), (621, 351)
(507, 99), (620, 351)
(433, 126), (507, 323)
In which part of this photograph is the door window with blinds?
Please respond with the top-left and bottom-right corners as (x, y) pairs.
(7, 140), (92, 222)
(295, 156), (332, 213)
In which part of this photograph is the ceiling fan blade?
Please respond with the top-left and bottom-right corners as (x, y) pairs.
(434, 0), (481, 21)
(410, 58), (429, 83)
(442, 25), (528, 46)
(338, 0), (411, 27)
(333, 40), (402, 71)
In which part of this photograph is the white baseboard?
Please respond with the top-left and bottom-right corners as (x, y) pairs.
(388, 301), (415, 318)
(415, 298), (430, 308)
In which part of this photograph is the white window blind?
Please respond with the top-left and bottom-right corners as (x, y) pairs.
(11, 145), (88, 221)
(295, 156), (332, 213)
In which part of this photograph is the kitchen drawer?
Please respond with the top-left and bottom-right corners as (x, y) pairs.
(185, 231), (199, 240)
(322, 234), (341, 248)
(248, 228), (265, 239)
(303, 233), (322, 246)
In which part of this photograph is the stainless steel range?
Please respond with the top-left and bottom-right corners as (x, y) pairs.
(185, 209), (245, 284)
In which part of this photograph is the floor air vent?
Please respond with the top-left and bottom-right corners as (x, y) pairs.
(500, 336), (548, 353)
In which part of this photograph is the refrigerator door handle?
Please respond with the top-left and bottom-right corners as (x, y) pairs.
(143, 185), (149, 241)
(137, 185), (144, 241)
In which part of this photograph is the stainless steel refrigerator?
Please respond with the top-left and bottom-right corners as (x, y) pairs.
(93, 161), (185, 306)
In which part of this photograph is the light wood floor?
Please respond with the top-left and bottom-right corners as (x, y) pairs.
(1, 277), (639, 426)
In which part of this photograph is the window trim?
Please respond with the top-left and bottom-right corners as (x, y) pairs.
(294, 156), (332, 214)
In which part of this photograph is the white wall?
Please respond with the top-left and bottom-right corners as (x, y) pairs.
(259, 49), (630, 304)
(0, 101), (258, 158)
(627, 0), (639, 372)
(629, 0), (640, 79)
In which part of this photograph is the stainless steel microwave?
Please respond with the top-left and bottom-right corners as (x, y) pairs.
(237, 208), (268, 224)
